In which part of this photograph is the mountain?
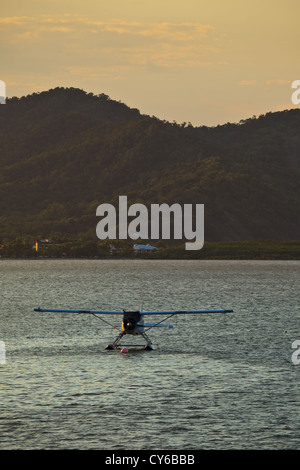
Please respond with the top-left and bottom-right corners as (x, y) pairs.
(0, 87), (299, 242)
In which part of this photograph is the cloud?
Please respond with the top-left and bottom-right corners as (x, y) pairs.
(238, 79), (293, 87)
(0, 15), (215, 41)
(265, 79), (291, 86)
(2, 14), (221, 77)
(0, 16), (34, 25)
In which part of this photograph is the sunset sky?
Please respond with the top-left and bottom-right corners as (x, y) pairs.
(1, 0), (299, 126)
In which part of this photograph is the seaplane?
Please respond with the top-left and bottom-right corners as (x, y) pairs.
(34, 304), (233, 352)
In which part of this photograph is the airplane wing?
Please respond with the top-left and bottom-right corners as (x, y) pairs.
(34, 307), (232, 315)
(141, 309), (233, 315)
(34, 307), (124, 314)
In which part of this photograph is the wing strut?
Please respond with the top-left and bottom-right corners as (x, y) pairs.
(144, 313), (176, 332)
(90, 313), (122, 332)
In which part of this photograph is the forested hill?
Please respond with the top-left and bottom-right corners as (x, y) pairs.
(0, 87), (299, 242)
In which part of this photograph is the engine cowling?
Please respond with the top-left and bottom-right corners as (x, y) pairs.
(122, 311), (141, 332)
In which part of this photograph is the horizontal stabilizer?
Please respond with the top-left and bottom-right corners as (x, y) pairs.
(113, 323), (173, 328)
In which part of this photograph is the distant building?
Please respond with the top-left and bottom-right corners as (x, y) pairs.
(33, 239), (58, 252)
(133, 244), (158, 252)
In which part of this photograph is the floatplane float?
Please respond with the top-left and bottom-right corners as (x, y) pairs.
(34, 304), (233, 352)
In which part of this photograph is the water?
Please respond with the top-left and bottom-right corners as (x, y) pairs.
(0, 259), (299, 450)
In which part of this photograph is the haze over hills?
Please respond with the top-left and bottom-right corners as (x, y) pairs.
(0, 87), (299, 243)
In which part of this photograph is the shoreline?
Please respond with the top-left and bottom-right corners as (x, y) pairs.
(1, 240), (299, 261)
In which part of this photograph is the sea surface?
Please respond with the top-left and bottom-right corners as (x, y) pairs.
(0, 259), (299, 450)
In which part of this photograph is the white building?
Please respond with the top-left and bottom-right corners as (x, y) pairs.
(133, 244), (158, 252)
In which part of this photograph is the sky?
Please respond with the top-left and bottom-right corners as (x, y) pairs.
(1, 0), (299, 126)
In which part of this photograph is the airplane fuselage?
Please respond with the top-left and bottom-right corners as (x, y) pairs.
(121, 311), (144, 335)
